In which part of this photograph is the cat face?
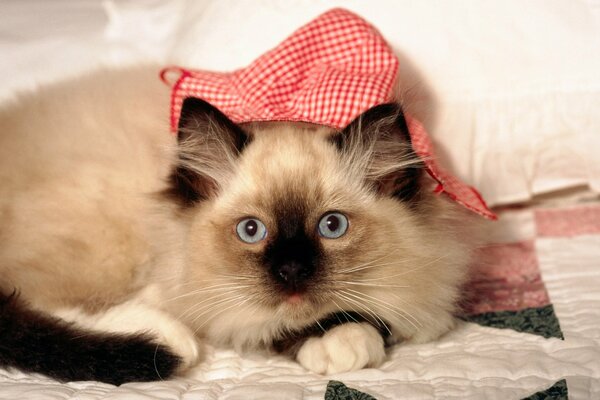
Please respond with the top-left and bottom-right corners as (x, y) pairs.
(165, 99), (469, 345)
(185, 126), (404, 317)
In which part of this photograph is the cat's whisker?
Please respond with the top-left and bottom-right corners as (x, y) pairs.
(336, 294), (381, 327)
(166, 287), (251, 305)
(155, 274), (250, 285)
(342, 289), (420, 330)
(334, 292), (393, 336)
(356, 254), (450, 282)
(314, 318), (327, 334)
(180, 289), (247, 315)
(336, 258), (387, 274)
(334, 291), (385, 328)
(338, 252), (451, 279)
(188, 293), (248, 327)
(156, 274), (243, 283)
(336, 249), (400, 274)
(179, 282), (250, 289)
(192, 297), (252, 335)
(334, 295), (380, 329)
(344, 287), (420, 324)
(384, 292), (425, 325)
(216, 273), (259, 280)
(333, 280), (409, 289)
(165, 283), (252, 303)
(177, 290), (247, 320)
(342, 288), (422, 330)
(339, 289), (414, 333)
(335, 257), (419, 276)
(330, 298), (361, 324)
(177, 295), (223, 321)
(174, 281), (252, 291)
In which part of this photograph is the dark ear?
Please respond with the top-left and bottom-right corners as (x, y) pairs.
(331, 103), (424, 203)
(163, 97), (251, 206)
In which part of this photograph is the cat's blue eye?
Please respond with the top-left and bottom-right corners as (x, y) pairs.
(318, 212), (348, 239)
(236, 218), (267, 243)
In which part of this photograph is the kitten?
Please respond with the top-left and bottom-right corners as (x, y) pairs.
(0, 66), (475, 384)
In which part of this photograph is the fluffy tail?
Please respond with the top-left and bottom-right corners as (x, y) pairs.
(0, 291), (181, 385)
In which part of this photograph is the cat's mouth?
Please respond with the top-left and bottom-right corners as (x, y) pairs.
(272, 288), (333, 321)
(274, 291), (313, 309)
(258, 272), (331, 318)
(276, 285), (325, 307)
(285, 293), (304, 305)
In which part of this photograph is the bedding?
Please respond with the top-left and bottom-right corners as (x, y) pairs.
(1, 202), (599, 399)
(1, 1), (599, 399)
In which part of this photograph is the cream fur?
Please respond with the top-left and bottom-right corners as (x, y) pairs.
(0, 66), (177, 312)
(0, 66), (477, 376)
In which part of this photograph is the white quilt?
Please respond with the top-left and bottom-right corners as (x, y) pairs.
(1, 1), (599, 399)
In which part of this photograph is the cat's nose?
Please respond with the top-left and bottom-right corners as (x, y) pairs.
(275, 261), (313, 290)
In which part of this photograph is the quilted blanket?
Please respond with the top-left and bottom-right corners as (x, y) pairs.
(1, 202), (598, 399)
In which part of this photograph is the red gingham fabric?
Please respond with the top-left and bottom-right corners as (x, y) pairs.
(161, 8), (496, 220)
(406, 116), (496, 219)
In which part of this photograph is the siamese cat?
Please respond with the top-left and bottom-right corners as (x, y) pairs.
(0, 66), (474, 385)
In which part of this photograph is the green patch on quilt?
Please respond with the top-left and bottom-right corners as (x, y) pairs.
(521, 379), (568, 400)
(465, 305), (564, 339)
(325, 381), (377, 400)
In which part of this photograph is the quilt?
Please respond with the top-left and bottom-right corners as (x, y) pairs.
(1, 202), (598, 399)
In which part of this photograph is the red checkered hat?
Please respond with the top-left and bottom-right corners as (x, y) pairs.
(161, 8), (496, 220)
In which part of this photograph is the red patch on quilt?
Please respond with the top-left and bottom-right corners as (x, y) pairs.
(536, 205), (600, 237)
(464, 240), (551, 315)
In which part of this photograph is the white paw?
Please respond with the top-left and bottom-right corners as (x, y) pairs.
(296, 323), (385, 374)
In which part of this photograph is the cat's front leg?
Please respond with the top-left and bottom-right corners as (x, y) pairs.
(296, 322), (386, 374)
(54, 298), (201, 372)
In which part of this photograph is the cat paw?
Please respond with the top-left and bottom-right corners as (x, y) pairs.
(296, 323), (385, 374)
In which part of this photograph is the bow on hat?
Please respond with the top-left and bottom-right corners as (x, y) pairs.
(161, 8), (496, 220)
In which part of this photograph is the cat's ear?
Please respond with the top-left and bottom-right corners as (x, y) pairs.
(164, 97), (252, 206)
(331, 103), (424, 203)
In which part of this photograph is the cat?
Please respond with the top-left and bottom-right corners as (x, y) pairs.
(0, 66), (475, 385)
